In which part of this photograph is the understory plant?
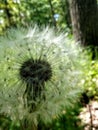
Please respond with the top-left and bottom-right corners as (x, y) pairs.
(0, 26), (86, 130)
(81, 54), (98, 99)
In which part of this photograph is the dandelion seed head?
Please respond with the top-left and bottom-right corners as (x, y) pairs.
(0, 26), (86, 126)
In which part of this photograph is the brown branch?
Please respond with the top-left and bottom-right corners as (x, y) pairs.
(88, 104), (93, 130)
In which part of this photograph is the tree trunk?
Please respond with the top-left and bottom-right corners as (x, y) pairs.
(68, 0), (98, 47)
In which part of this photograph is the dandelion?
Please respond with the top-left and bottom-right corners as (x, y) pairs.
(0, 26), (84, 130)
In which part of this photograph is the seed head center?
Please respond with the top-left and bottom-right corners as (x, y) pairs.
(19, 59), (52, 84)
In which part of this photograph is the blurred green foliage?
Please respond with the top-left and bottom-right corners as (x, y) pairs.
(0, 0), (71, 34)
(82, 60), (98, 98)
(0, 0), (30, 34)
(0, 115), (20, 130)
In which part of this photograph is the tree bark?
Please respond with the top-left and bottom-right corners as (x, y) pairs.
(68, 0), (98, 47)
